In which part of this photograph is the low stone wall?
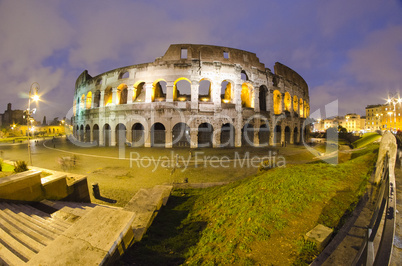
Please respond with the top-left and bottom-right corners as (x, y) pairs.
(0, 160), (90, 202)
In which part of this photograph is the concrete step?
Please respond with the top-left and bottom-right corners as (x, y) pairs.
(0, 207), (58, 241)
(0, 209), (53, 246)
(3, 203), (65, 235)
(0, 226), (36, 262)
(0, 215), (45, 253)
(0, 240), (26, 266)
(13, 203), (71, 231)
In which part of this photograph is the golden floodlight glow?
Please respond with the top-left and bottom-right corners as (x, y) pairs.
(201, 97), (209, 102)
(178, 97), (187, 102)
(222, 99), (230, 103)
(32, 94), (39, 102)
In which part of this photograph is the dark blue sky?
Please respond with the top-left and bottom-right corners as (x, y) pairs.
(1, 0), (402, 121)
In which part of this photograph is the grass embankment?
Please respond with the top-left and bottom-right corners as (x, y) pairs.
(352, 132), (381, 148)
(0, 162), (14, 178)
(120, 144), (378, 265)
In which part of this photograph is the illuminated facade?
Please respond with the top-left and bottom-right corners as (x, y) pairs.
(339, 114), (365, 133)
(72, 44), (310, 148)
(365, 104), (382, 132)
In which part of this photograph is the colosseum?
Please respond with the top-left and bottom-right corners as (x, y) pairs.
(72, 44), (310, 148)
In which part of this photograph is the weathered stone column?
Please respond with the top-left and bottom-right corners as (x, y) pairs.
(144, 124), (151, 147)
(190, 128), (198, 148)
(254, 128), (259, 147)
(166, 129), (173, 148)
(281, 124), (285, 145)
(213, 126), (220, 148)
(191, 81), (199, 110)
(99, 127), (104, 146)
(145, 83), (153, 103)
(127, 87), (134, 104)
(254, 86), (260, 113)
(100, 90), (105, 107)
(212, 82), (221, 111)
(111, 126), (116, 146)
(166, 81), (174, 103)
(111, 88), (118, 106)
(235, 83), (242, 112)
(290, 127), (294, 144)
(90, 127), (94, 142)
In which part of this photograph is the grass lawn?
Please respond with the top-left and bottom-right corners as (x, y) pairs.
(119, 144), (378, 265)
(0, 162), (14, 178)
(352, 132), (381, 148)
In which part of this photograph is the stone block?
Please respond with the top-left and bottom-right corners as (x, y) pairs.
(305, 224), (333, 251)
(0, 170), (43, 201)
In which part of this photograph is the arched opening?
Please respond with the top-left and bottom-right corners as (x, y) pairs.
(115, 123), (126, 146)
(86, 92), (92, 109)
(299, 98), (304, 118)
(220, 123), (235, 147)
(85, 124), (91, 142)
(132, 123), (145, 147)
(104, 87), (113, 106)
(133, 82), (145, 102)
(79, 125), (84, 141)
(198, 123), (213, 147)
(294, 127), (298, 144)
(80, 95), (85, 110)
(221, 81), (233, 103)
(259, 124), (270, 146)
(241, 70), (249, 81)
(103, 124), (111, 146)
(274, 125), (281, 145)
(118, 84), (128, 105)
(273, 90), (282, 115)
(199, 79), (211, 102)
(174, 78), (191, 102)
(151, 123), (166, 147)
(153, 80), (167, 102)
(93, 124), (99, 145)
(285, 126), (291, 144)
(304, 101), (308, 117)
(242, 123), (254, 146)
(284, 92), (291, 112)
(119, 71), (129, 79)
(259, 86), (268, 111)
(293, 96), (299, 114)
(172, 123), (190, 147)
(241, 83), (253, 108)
(75, 125), (79, 139)
(94, 90), (101, 108)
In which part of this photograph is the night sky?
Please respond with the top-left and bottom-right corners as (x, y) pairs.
(1, 0), (402, 122)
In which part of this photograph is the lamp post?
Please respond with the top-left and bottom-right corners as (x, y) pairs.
(385, 93), (401, 132)
(27, 82), (40, 165)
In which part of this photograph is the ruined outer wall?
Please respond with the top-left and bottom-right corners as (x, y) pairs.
(72, 44), (310, 148)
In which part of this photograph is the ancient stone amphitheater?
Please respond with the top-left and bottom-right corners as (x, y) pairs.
(72, 44), (310, 148)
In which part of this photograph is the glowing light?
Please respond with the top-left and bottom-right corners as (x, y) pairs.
(32, 94), (39, 102)
(201, 97), (209, 102)
(178, 97), (187, 102)
(222, 99), (230, 103)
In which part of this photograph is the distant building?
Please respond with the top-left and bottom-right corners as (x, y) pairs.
(1, 103), (24, 128)
(365, 104), (382, 132)
(339, 113), (365, 133)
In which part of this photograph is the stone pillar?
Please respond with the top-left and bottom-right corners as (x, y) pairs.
(290, 127), (294, 144)
(112, 88), (118, 106)
(254, 86), (260, 113)
(235, 83), (242, 112)
(190, 128), (197, 148)
(269, 119), (275, 146)
(280, 93), (285, 114)
(281, 125), (285, 145)
(166, 129), (172, 148)
(144, 124), (151, 147)
(90, 128), (94, 142)
(127, 87), (134, 104)
(254, 129), (259, 147)
(100, 90), (105, 107)
(145, 83), (153, 103)
(191, 81), (199, 110)
(166, 81), (174, 103)
(213, 126), (220, 148)
(111, 126), (116, 146)
(212, 82), (221, 111)
(297, 127), (301, 143)
(99, 127), (104, 146)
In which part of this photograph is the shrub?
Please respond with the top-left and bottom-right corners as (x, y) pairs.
(14, 160), (28, 173)
(0, 158), (3, 172)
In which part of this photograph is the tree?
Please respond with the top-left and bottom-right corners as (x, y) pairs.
(42, 116), (47, 125)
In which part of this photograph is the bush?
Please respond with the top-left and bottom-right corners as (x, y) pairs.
(0, 158), (3, 172)
(14, 160), (28, 173)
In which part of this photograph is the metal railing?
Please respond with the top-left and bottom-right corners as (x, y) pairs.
(352, 153), (396, 265)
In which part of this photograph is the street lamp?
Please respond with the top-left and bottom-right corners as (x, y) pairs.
(27, 82), (40, 165)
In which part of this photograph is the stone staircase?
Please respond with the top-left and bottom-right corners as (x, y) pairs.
(0, 184), (174, 265)
(0, 201), (74, 265)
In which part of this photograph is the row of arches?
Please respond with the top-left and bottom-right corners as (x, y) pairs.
(74, 79), (308, 118)
(74, 122), (303, 148)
